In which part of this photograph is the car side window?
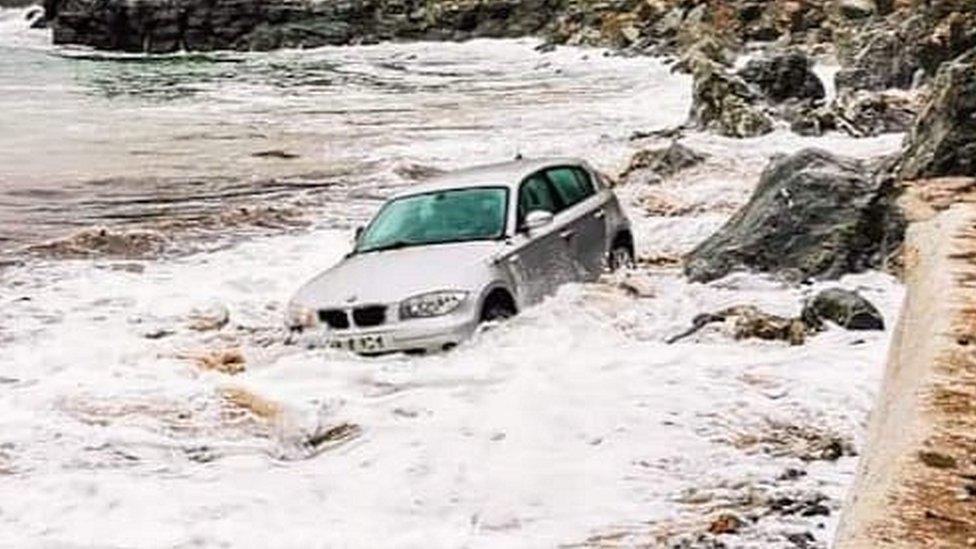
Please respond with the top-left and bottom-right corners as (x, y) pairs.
(546, 167), (595, 208)
(518, 175), (558, 224)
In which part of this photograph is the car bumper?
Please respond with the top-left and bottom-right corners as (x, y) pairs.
(316, 312), (480, 354)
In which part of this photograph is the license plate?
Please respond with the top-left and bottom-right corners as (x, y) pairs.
(330, 335), (386, 353)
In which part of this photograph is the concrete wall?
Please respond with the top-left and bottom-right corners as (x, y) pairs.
(835, 178), (976, 547)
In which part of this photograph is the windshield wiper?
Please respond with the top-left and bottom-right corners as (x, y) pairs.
(359, 240), (420, 254)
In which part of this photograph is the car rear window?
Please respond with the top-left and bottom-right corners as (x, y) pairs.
(546, 167), (595, 207)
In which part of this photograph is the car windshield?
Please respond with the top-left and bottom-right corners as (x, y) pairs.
(356, 187), (509, 253)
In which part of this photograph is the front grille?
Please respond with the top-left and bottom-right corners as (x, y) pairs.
(318, 309), (350, 330)
(352, 305), (386, 328)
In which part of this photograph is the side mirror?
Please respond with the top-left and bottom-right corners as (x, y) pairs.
(524, 210), (554, 232)
(354, 226), (364, 241)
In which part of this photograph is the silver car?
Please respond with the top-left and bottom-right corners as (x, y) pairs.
(286, 157), (633, 354)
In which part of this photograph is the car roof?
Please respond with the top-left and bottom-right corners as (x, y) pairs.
(391, 157), (588, 198)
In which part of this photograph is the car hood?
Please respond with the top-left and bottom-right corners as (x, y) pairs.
(292, 240), (506, 307)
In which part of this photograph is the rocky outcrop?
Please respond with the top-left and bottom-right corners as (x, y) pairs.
(688, 63), (774, 139)
(835, 8), (976, 92)
(685, 148), (903, 283)
(801, 288), (885, 330)
(45, 0), (562, 53)
(898, 48), (976, 180)
(737, 51), (825, 104)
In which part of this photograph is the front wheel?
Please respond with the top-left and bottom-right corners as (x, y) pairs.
(481, 301), (516, 323)
(607, 245), (635, 272)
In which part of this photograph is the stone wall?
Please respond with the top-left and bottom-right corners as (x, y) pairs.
(834, 178), (976, 547)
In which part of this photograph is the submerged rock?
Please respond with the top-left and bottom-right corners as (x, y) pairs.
(801, 288), (885, 330)
(899, 48), (976, 180)
(737, 52), (825, 104)
(689, 63), (774, 138)
(620, 141), (707, 184)
(685, 149), (903, 283)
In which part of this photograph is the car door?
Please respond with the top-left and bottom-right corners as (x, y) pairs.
(544, 166), (608, 280)
(504, 172), (577, 305)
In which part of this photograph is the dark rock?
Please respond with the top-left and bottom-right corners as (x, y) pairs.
(784, 531), (816, 548)
(46, 0), (562, 53)
(835, 11), (976, 92)
(787, 104), (838, 137)
(252, 149), (299, 160)
(685, 149), (904, 283)
(620, 142), (707, 184)
(834, 0), (876, 20)
(689, 63), (774, 138)
(918, 450), (957, 469)
(801, 288), (885, 331)
(737, 52), (825, 104)
(899, 48), (976, 180)
(769, 492), (830, 518)
(778, 467), (807, 481)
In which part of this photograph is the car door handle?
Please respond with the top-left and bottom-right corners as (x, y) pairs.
(593, 209), (605, 219)
(507, 254), (520, 264)
(560, 229), (576, 240)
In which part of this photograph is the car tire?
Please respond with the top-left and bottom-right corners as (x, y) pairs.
(480, 299), (516, 323)
(607, 244), (635, 272)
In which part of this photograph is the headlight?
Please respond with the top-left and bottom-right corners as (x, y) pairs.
(286, 301), (316, 329)
(400, 291), (468, 319)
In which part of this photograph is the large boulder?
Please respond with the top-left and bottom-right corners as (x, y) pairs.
(688, 63), (774, 138)
(898, 48), (976, 180)
(737, 52), (826, 104)
(801, 288), (885, 330)
(685, 149), (903, 283)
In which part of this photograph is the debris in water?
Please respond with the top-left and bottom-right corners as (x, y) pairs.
(252, 149), (300, 159)
(218, 386), (282, 422)
(668, 305), (809, 346)
(393, 162), (446, 181)
(730, 420), (856, 462)
(187, 302), (230, 331)
(186, 348), (246, 375)
(26, 227), (168, 259)
(707, 512), (744, 535)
